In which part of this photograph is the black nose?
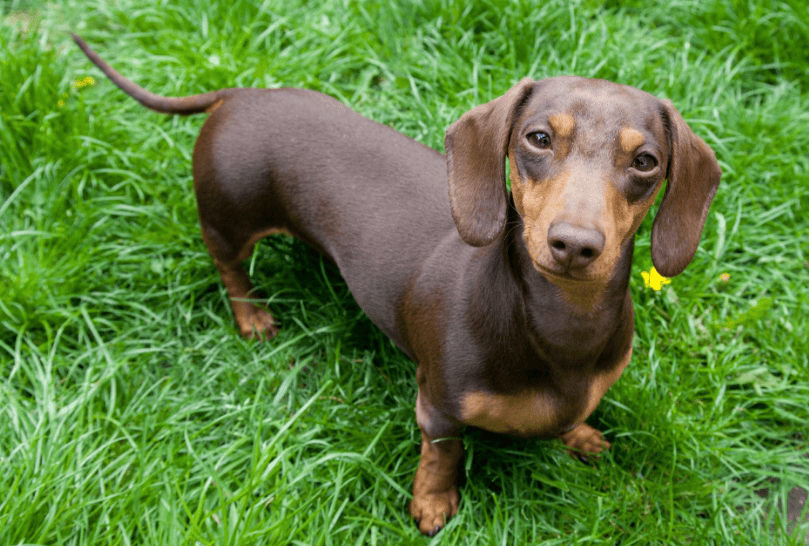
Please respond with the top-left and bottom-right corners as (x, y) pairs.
(547, 221), (605, 270)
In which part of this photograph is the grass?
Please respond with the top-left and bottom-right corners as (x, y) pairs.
(1, 0), (808, 543)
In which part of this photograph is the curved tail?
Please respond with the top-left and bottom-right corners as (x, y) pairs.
(71, 34), (228, 115)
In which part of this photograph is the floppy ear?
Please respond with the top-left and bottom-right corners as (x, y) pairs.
(651, 100), (721, 277)
(445, 78), (535, 247)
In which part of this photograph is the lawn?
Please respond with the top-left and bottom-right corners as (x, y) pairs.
(1, 0), (807, 544)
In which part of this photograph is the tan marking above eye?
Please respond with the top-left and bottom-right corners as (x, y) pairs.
(619, 127), (644, 152)
(549, 113), (575, 138)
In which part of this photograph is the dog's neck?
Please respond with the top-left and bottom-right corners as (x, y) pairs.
(499, 204), (635, 367)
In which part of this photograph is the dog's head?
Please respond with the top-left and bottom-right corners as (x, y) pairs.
(445, 76), (721, 281)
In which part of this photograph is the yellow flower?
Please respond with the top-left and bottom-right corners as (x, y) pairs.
(641, 267), (671, 291)
(72, 76), (95, 89)
(719, 272), (730, 283)
(60, 78), (94, 107)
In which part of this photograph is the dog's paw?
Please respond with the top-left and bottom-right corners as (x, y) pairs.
(234, 303), (279, 341)
(410, 488), (459, 537)
(560, 423), (611, 463)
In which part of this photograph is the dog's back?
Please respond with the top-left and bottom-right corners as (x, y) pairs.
(193, 87), (455, 348)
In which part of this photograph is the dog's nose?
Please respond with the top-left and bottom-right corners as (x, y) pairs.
(547, 222), (605, 270)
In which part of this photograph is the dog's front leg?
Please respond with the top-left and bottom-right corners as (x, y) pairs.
(410, 385), (463, 536)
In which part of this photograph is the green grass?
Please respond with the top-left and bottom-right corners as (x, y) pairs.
(1, 0), (808, 544)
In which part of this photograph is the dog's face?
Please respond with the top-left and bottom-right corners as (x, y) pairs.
(508, 78), (670, 282)
(445, 76), (721, 282)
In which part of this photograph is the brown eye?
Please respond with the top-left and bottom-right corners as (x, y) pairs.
(633, 154), (657, 172)
(527, 132), (551, 149)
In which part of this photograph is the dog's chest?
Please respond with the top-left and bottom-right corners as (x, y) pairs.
(457, 349), (631, 437)
(458, 386), (589, 437)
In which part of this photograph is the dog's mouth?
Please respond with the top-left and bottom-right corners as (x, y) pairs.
(533, 262), (595, 283)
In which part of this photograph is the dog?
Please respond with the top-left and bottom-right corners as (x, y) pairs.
(73, 34), (721, 536)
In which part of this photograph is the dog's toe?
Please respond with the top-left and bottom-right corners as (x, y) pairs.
(410, 489), (459, 536)
(560, 423), (610, 462)
(234, 303), (279, 341)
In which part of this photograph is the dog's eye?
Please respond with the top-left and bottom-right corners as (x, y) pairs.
(527, 132), (551, 150)
(632, 154), (657, 172)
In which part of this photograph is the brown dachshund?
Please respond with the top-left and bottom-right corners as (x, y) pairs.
(73, 34), (721, 536)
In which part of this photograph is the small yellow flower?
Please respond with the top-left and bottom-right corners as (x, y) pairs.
(719, 272), (730, 283)
(641, 267), (671, 291)
(72, 76), (95, 89)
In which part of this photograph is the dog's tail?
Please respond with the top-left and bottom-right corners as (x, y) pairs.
(71, 34), (229, 115)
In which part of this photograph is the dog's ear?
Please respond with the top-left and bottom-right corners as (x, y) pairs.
(445, 78), (535, 247)
(651, 100), (721, 277)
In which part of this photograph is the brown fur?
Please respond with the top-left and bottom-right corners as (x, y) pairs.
(619, 127), (645, 152)
(73, 34), (721, 536)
